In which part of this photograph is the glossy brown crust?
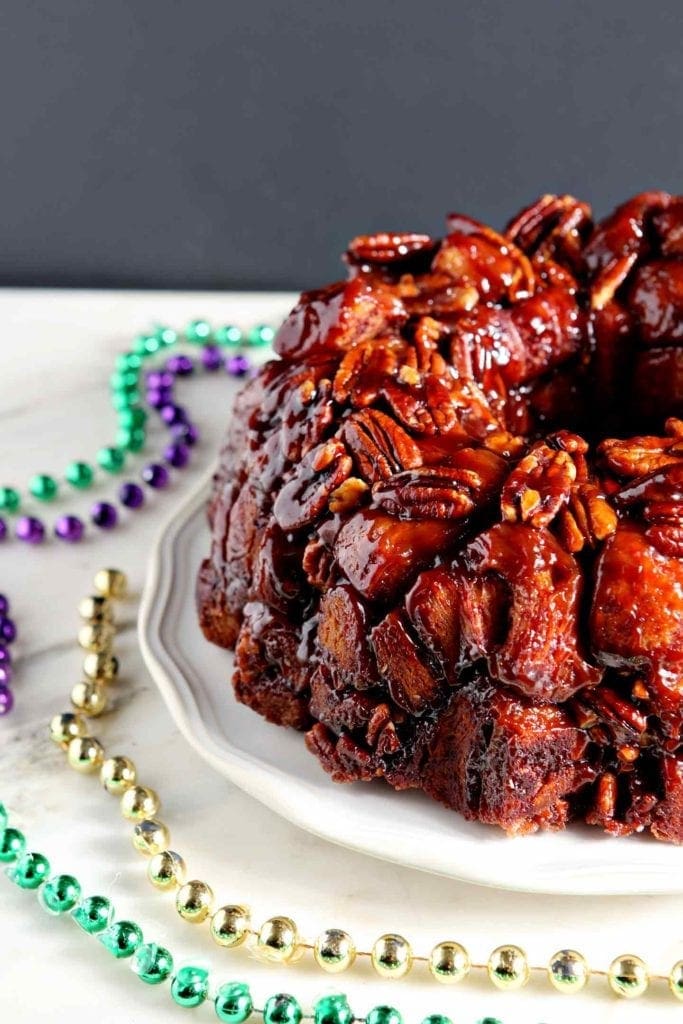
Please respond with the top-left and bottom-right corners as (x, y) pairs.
(198, 192), (683, 841)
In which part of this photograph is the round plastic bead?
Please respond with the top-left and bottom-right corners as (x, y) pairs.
(171, 965), (210, 1008)
(248, 324), (275, 346)
(93, 568), (127, 598)
(131, 942), (174, 984)
(176, 880), (213, 923)
(91, 502), (118, 529)
(226, 354), (251, 377)
(118, 406), (147, 429)
(99, 920), (143, 959)
(117, 427), (146, 453)
(155, 326), (177, 346)
(0, 684), (13, 715)
(67, 735), (104, 773)
(548, 948), (590, 993)
(119, 482), (145, 509)
(6, 851), (50, 889)
(83, 651), (119, 681)
(164, 442), (189, 468)
(110, 370), (139, 393)
(429, 940), (470, 984)
(96, 447), (126, 473)
(121, 785), (160, 821)
(365, 1007), (403, 1024)
(112, 390), (140, 410)
(141, 463), (169, 489)
(29, 474), (58, 502)
(0, 617), (17, 642)
(116, 352), (143, 372)
(420, 1016), (452, 1024)
(132, 819), (170, 856)
(72, 895), (113, 933)
(148, 850), (186, 891)
(185, 319), (211, 342)
(0, 827), (26, 862)
(49, 712), (87, 746)
(607, 954), (649, 998)
(65, 461), (94, 489)
(55, 515), (85, 543)
(0, 487), (20, 513)
(214, 325), (243, 347)
(201, 344), (222, 371)
(262, 994), (302, 1024)
(16, 516), (45, 544)
(39, 873), (81, 914)
(100, 756), (137, 795)
(214, 981), (253, 1024)
(210, 905), (250, 947)
(313, 994), (353, 1024)
(670, 960), (683, 1000)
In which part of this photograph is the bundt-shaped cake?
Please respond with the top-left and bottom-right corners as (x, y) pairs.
(198, 191), (683, 841)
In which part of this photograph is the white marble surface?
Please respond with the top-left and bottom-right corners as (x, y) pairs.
(0, 288), (682, 1024)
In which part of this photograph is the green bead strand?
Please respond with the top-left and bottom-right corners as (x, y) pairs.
(171, 965), (210, 1008)
(366, 1008), (403, 1024)
(314, 994), (353, 1024)
(155, 325), (178, 347)
(72, 895), (113, 934)
(0, 827), (26, 862)
(133, 334), (161, 358)
(118, 406), (147, 430)
(115, 353), (143, 373)
(116, 428), (146, 453)
(65, 461), (94, 490)
(99, 920), (143, 959)
(186, 319), (212, 343)
(247, 324), (275, 346)
(110, 371), (139, 394)
(112, 390), (141, 411)
(6, 851), (50, 889)
(214, 325), (243, 347)
(263, 994), (303, 1024)
(96, 447), (126, 474)
(29, 474), (58, 502)
(214, 982), (253, 1023)
(131, 942), (174, 984)
(39, 874), (81, 914)
(0, 487), (20, 513)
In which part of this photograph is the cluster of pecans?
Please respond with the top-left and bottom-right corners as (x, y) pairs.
(199, 191), (683, 843)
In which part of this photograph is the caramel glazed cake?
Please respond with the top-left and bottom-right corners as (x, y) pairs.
(198, 191), (683, 842)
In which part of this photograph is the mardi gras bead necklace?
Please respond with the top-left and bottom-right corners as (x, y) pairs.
(0, 319), (273, 715)
(0, 319), (273, 545)
(38, 568), (683, 1004)
(1, 803), (508, 1024)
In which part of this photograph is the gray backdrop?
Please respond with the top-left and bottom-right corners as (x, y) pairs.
(1, 0), (682, 290)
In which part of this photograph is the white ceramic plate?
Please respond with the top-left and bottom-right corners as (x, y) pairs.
(139, 472), (683, 895)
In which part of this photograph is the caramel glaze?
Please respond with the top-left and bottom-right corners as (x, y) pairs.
(198, 192), (683, 841)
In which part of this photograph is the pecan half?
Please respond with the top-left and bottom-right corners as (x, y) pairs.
(346, 232), (437, 265)
(340, 408), (423, 483)
(501, 441), (578, 527)
(599, 418), (683, 477)
(373, 448), (507, 521)
(273, 439), (352, 531)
